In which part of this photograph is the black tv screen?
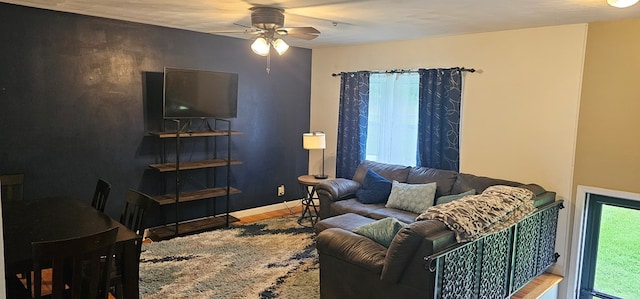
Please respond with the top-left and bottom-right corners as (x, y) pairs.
(163, 67), (238, 119)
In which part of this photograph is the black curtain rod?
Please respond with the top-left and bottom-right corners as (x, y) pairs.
(331, 67), (476, 77)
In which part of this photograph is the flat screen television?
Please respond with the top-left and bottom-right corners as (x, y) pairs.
(163, 67), (239, 119)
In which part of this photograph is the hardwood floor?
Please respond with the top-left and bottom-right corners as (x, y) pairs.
(512, 273), (563, 298)
(233, 205), (303, 225)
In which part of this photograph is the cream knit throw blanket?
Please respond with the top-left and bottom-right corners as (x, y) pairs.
(416, 185), (535, 243)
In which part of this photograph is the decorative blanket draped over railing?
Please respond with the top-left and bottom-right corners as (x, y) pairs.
(416, 185), (535, 242)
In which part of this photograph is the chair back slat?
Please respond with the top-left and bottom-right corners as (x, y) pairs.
(31, 227), (118, 299)
(91, 179), (111, 212)
(120, 189), (156, 235)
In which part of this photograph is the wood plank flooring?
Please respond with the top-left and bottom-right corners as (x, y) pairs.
(511, 273), (563, 298)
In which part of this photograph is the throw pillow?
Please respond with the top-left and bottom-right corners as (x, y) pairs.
(356, 169), (392, 204)
(435, 189), (476, 205)
(352, 217), (407, 248)
(385, 181), (437, 214)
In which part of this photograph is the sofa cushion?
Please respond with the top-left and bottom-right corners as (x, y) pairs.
(407, 167), (459, 197)
(352, 160), (411, 185)
(315, 213), (377, 234)
(366, 207), (417, 224)
(330, 198), (387, 219)
(353, 217), (408, 248)
(385, 181), (437, 214)
(450, 172), (521, 194)
(435, 189), (476, 205)
(356, 169), (392, 204)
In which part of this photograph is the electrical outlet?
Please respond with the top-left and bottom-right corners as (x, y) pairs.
(277, 184), (285, 197)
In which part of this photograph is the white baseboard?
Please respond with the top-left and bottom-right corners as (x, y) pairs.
(229, 199), (302, 219)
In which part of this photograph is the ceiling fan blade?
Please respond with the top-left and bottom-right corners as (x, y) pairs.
(210, 28), (263, 35)
(232, 22), (254, 29)
(277, 27), (320, 40)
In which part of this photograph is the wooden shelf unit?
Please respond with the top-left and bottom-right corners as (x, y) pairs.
(149, 118), (241, 239)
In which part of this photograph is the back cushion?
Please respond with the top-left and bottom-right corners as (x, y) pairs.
(450, 173), (521, 194)
(352, 160), (411, 185)
(407, 167), (458, 197)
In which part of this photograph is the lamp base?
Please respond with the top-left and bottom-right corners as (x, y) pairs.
(313, 174), (328, 179)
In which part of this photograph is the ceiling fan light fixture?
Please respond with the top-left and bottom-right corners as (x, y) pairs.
(607, 0), (639, 8)
(272, 38), (289, 55)
(251, 37), (270, 56)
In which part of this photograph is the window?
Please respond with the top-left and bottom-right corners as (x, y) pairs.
(365, 73), (419, 166)
(579, 194), (640, 299)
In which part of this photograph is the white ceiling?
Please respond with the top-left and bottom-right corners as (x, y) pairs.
(3, 0), (640, 48)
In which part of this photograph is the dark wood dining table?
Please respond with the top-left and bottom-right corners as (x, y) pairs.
(2, 197), (142, 299)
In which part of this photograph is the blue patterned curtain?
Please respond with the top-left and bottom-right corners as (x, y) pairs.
(336, 71), (370, 179)
(417, 68), (462, 171)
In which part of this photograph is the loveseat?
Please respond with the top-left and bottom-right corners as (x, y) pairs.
(314, 160), (563, 299)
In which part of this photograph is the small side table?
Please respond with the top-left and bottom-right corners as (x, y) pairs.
(297, 175), (330, 226)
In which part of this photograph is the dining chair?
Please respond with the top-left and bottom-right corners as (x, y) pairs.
(91, 179), (111, 213)
(1, 173), (31, 292)
(0, 173), (25, 201)
(31, 227), (119, 299)
(119, 189), (156, 235)
(110, 189), (156, 298)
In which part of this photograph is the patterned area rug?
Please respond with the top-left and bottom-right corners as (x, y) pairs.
(139, 216), (320, 299)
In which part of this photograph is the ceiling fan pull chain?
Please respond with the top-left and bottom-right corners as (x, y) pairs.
(266, 51), (271, 74)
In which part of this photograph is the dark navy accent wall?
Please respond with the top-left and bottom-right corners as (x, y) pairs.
(0, 3), (311, 226)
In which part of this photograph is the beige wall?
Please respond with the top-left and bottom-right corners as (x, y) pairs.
(566, 18), (640, 297)
(574, 19), (640, 193)
(310, 24), (588, 297)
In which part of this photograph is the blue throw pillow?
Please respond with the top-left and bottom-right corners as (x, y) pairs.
(356, 169), (392, 204)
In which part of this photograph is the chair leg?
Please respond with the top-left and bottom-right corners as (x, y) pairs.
(21, 271), (32, 295)
(108, 280), (123, 299)
(6, 274), (31, 299)
(116, 283), (123, 299)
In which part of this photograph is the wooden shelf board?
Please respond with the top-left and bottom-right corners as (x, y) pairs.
(149, 159), (242, 172)
(147, 215), (240, 241)
(149, 130), (243, 138)
(151, 187), (241, 205)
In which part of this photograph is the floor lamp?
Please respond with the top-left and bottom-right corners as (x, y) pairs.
(303, 132), (328, 179)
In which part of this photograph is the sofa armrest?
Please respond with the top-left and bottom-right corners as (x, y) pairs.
(316, 178), (361, 202)
(317, 179), (362, 219)
(316, 228), (387, 274)
(518, 184), (557, 208)
(381, 220), (455, 283)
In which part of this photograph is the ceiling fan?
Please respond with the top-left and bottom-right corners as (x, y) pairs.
(213, 6), (320, 57)
(211, 6), (321, 73)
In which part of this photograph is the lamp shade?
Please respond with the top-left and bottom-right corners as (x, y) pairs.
(303, 132), (326, 150)
(251, 37), (270, 56)
(607, 0), (639, 7)
(272, 38), (289, 55)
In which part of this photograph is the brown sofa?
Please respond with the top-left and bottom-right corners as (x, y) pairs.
(314, 160), (562, 299)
